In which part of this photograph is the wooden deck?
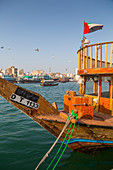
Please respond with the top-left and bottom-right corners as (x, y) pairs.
(36, 111), (77, 124)
(80, 112), (113, 128)
(36, 111), (113, 128)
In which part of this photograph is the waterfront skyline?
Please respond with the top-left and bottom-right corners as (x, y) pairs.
(0, 0), (113, 73)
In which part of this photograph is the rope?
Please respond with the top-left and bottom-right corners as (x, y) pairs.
(46, 122), (73, 170)
(35, 118), (71, 170)
(52, 123), (76, 170)
(47, 111), (77, 170)
(71, 110), (78, 119)
(35, 110), (78, 170)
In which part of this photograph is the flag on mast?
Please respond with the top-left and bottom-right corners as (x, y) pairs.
(84, 22), (103, 34)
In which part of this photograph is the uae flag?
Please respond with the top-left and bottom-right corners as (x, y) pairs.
(84, 22), (103, 34)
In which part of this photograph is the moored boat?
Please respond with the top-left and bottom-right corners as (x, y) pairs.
(16, 76), (41, 83)
(40, 80), (58, 86)
(58, 77), (69, 83)
(0, 41), (113, 154)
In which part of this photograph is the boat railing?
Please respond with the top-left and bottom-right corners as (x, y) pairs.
(77, 41), (113, 70)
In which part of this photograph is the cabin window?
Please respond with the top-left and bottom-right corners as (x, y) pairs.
(101, 77), (110, 98)
(85, 76), (98, 96)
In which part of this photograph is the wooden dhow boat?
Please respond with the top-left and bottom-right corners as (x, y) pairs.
(0, 41), (113, 153)
(40, 80), (58, 86)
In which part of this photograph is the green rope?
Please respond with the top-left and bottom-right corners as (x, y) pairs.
(47, 110), (78, 170)
(71, 110), (78, 119)
(46, 122), (73, 170)
(52, 123), (76, 170)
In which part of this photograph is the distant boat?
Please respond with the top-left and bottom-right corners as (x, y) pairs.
(69, 78), (76, 82)
(1, 75), (14, 82)
(17, 76), (41, 83)
(59, 77), (69, 83)
(40, 79), (58, 86)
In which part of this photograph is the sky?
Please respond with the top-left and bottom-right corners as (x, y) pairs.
(0, 0), (113, 74)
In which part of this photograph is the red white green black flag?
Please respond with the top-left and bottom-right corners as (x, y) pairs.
(84, 22), (103, 34)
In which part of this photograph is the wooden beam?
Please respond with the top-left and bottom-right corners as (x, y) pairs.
(77, 67), (113, 75)
(77, 41), (113, 54)
(105, 44), (107, 68)
(98, 75), (101, 112)
(90, 46), (92, 68)
(83, 48), (85, 69)
(86, 47), (88, 69)
(110, 76), (113, 115)
(82, 76), (86, 94)
(79, 84), (83, 94)
(81, 50), (83, 69)
(78, 51), (81, 70)
(100, 44), (102, 68)
(95, 45), (98, 68)
(110, 43), (113, 68)
(93, 81), (98, 94)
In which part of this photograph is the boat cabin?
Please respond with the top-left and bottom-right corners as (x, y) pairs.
(64, 41), (113, 119)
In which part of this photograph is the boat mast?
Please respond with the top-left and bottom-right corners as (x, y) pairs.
(80, 20), (86, 95)
(81, 20), (85, 48)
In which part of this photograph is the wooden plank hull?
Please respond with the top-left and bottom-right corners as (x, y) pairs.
(38, 118), (113, 152)
(0, 78), (113, 153)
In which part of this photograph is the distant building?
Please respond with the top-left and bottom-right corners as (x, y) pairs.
(7, 67), (12, 75)
(26, 72), (31, 76)
(2, 69), (7, 75)
(0, 70), (14, 81)
(50, 72), (61, 78)
(31, 70), (46, 76)
(67, 73), (75, 78)
(0, 69), (7, 76)
(17, 69), (24, 77)
(0, 72), (4, 77)
(7, 66), (18, 77)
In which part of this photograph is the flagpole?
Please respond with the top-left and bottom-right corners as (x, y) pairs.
(82, 20), (85, 48)
(81, 20), (85, 69)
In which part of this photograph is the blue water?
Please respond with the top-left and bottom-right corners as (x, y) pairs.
(0, 82), (113, 170)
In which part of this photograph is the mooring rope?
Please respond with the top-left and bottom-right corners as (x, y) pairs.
(46, 122), (73, 170)
(52, 123), (76, 170)
(35, 110), (78, 170)
(47, 111), (78, 170)
(35, 119), (71, 170)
